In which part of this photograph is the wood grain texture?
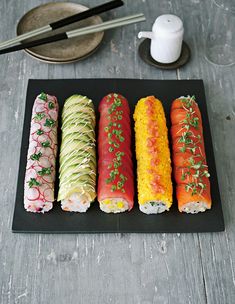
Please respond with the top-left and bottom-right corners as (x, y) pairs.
(0, 0), (234, 303)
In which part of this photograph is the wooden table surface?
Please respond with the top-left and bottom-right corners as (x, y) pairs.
(0, 0), (235, 303)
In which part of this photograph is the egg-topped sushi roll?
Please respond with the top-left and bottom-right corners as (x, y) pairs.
(134, 96), (173, 214)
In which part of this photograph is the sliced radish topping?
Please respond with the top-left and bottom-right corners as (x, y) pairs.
(38, 156), (50, 168)
(26, 187), (40, 201)
(41, 146), (54, 157)
(30, 122), (41, 133)
(24, 93), (58, 213)
(48, 110), (58, 120)
(34, 103), (46, 113)
(41, 175), (53, 183)
(44, 188), (54, 201)
(25, 168), (37, 179)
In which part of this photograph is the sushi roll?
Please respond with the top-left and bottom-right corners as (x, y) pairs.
(58, 95), (96, 212)
(24, 92), (59, 213)
(171, 95), (212, 213)
(98, 93), (134, 213)
(134, 96), (173, 214)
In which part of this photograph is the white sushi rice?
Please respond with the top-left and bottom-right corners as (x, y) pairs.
(61, 192), (91, 212)
(180, 201), (209, 214)
(24, 201), (53, 213)
(139, 201), (168, 214)
(100, 198), (129, 213)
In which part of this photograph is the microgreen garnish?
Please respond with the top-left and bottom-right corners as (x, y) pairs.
(38, 167), (51, 176)
(105, 150), (127, 192)
(111, 185), (117, 192)
(30, 152), (42, 161)
(104, 96), (127, 192)
(27, 178), (41, 188)
(41, 140), (50, 148)
(44, 118), (55, 127)
(36, 129), (44, 135)
(202, 170), (210, 178)
(39, 92), (47, 101)
(190, 147), (196, 154)
(34, 113), (45, 121)
(48, 101), (55, 109)
(181, 96), (195, 108)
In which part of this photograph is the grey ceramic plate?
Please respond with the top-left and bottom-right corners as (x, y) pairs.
(17, 2), (104, 63)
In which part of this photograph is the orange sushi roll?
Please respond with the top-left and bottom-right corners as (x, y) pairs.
(176, 179), (211, 213)
(171, 96), (212, 213)
(134, 96), (173, 214)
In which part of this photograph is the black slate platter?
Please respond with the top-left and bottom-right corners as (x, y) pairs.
(12, 79), (225, 233)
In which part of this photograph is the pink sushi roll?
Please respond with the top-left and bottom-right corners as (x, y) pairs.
(24, 92), (59, 213)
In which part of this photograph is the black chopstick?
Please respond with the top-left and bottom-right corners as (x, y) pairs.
(50, 0), (123, 30)
(0, 0), (124, 49)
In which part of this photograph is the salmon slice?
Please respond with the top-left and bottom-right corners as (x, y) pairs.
(174, 167), (210, 185)
(171, 123), (203, 139)
(173, 152), (205, 168)
(172, 136), (206, 156)
(171, 108), (202, 126)
(176, 180), (212, 213)
(171, 98), (202, 114)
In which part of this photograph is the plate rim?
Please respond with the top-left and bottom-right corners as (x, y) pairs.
(23, 42), (103, 64)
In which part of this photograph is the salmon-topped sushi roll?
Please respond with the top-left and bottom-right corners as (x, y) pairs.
(176, 179), (211, 213)
(171, 95), (211, 213)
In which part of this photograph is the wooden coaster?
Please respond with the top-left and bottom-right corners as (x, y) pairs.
(138, 39), (190, 70)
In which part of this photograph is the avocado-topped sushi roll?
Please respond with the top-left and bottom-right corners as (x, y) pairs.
(97, 93), (134, 213)
(58, 95), (96, 212)
(24, 93), (59, 213)
(134, 96), (173, 214)
(171, 95), (211, 213)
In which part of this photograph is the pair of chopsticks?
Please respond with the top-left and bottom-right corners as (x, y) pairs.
(0, 0), (123, 50)
(0, 0), (146, 55)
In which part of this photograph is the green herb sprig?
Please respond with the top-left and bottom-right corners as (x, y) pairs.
(27, 178), (41, 188)
(38, 167), (51, 176)
(30, 152), (42, 161)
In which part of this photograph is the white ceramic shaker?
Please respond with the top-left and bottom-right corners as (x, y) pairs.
(138, 14), (184, 64)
